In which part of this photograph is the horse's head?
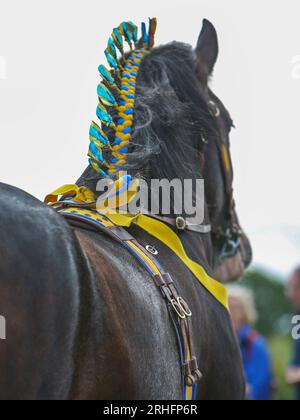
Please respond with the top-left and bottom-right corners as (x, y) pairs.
(79, 19), (252, 283)
(130, 19), (252, 282)
(195, 20), (252, 282)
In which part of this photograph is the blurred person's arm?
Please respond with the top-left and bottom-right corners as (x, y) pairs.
(286, 367), (300, 385)
(248, 337), (273, 400)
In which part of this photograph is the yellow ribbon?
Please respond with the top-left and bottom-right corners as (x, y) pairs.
(45, 184), (96, 207)
(104, 212), (228, 310)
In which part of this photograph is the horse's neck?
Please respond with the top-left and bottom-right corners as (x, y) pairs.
(143, 167), (214, 270)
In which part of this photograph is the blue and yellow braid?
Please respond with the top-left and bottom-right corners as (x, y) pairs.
(88, 19), (157, 178)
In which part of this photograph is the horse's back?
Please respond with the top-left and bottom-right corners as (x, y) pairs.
(0, 183), (85, 399)
(0, 184), (181, 400)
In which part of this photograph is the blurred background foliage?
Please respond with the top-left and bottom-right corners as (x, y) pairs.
(237, 269), (294, 400)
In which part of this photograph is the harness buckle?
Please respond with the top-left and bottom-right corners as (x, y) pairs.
(177, 297), (192, 317)
(176, 217), (186, 231)
(171, 299), (186, 319)
(184, 358), (203, 386)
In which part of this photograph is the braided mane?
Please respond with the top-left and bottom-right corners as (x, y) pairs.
(88, 19), (157, 178)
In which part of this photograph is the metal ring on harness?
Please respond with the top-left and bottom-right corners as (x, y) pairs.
(145, 245), (159, 256)
(208, 100), (220, 118)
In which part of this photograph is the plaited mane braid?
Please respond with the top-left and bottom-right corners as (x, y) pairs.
(88, 19), (158, 178)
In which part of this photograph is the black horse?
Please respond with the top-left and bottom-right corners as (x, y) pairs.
(0, 20), (252, 400)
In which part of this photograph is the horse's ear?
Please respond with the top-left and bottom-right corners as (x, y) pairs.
(195, 19), (219, 85)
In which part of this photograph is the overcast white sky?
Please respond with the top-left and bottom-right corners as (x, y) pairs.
(0, 0), (299, 278)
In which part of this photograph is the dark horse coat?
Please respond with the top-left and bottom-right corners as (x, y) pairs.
(0, 20), (251, 400)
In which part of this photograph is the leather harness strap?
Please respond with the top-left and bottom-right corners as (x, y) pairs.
(207, 99), (243, 259)
(46, 177), (230, 399)
(60, 208), (202, 399)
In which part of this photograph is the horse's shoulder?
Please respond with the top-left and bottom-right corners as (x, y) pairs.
(0, 183), (85, 274)
(0, 183), (71, 232)
(74, 228), (167, 307)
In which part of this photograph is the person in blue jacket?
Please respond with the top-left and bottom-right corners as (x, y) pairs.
(228, 286), (274, 400)
(286, 267), (300, 400)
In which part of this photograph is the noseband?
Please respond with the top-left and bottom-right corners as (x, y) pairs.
(213, 223), (242, 261)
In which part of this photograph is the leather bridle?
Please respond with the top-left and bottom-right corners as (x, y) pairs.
(206, 99), (243, 262)
(142, 98), (243, 263)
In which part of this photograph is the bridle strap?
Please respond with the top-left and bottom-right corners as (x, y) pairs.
(207, 99), (243, 258)
(142, 212), (212, 234)
(208, 100), (233, 203)
(60, 208), (203, 399)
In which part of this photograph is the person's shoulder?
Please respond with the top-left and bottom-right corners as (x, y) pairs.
(295, 338), (300, 351)
(291, 338), (300, 367)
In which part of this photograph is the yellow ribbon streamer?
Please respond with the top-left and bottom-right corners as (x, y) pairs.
(45, 184), (96, 207)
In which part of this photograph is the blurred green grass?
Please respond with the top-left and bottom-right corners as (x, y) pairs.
(268, 334), (294, 400)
